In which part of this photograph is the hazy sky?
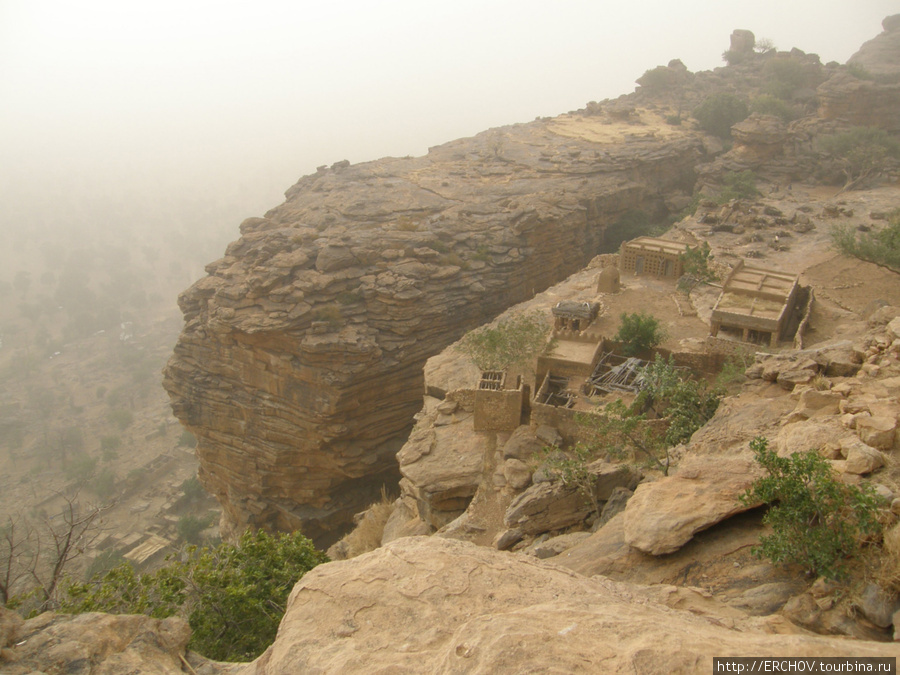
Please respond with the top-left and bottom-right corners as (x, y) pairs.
(1, 1), (896, 236)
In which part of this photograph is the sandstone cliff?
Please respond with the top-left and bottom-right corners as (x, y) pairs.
(164, 22), (900, 546)
(163, 113), (706, 542)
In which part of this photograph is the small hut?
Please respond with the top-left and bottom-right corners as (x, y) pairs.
(551, 300), (601, 332)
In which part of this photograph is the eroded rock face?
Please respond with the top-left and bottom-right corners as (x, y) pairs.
(1, 612), (193, 675)
(240, 537), (897, 674)
(163, 116), (704, 541)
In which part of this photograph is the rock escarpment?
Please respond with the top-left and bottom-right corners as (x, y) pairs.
(163, 116), (705, 541)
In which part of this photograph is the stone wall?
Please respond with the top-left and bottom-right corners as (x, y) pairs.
(474, 386), (526, 432)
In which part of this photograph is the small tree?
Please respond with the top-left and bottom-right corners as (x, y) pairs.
(679, 242), (715, 285)
(635, 355), (722, 448)
(750, 95), (797, 122)
(692, 93), (749, 139)
(1, 491), (111, 613)
(614, 312), (666, 356)
(820, 127), (900, 192)
(456, 311), (549, 372)
(740, 437), (880, 580)
(636, 66), (681, 91)
(577, 357), (721, 476)
(714, 170), (759, 203)
(832, 209), (900, 272)
(540, 444), (603, 517)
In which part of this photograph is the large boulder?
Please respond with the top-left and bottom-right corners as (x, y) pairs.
(504, 463), (640, 535)
(241, 537), (898, 674)
(623, 454), (764, 555)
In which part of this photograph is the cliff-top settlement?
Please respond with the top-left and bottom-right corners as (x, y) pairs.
(162, 20), (900, 558)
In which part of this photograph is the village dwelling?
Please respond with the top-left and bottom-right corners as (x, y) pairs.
(619, 237), (691, 279)
(710, 260), (803, 347)
(551, 300), (602, 332)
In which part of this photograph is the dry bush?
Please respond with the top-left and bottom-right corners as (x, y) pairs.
(327, 493), (395, 561)
(871, 521), (900, 593)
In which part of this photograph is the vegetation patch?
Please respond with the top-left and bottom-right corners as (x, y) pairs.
(576, 356), (721, 476)
(819, 127), (900, 192)
(741, 437), (880, 580)
(692, 93), (749, 139)
(456, 311), (549, 372)
(832, 209), (900, 272)
(614, 312), (666, 356)
(62, 529), (328, 661)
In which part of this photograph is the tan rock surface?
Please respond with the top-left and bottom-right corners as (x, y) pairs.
(1, 612), (196, 675)
(242, 537), (896, 675)
(623, 454), (764, 555)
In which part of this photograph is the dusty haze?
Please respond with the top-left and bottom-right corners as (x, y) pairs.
(0, 0), (895, 259)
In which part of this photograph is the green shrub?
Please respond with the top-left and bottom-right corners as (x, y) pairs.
(762, 57), (812, 99)
(665, 114), (682, 126)
(181, 476), (205, 500)
(92, 468), (117, 500)
(715, 351), (754, 390)
(741, 437), (880, 580)
(614, 312), (666, 356)
(577, 358), (720, 476)
(456, 311), (549, 372)
(750, 95), (797, 122)
(679, 242), (715, 283)
(693, 93), (749, 139)
(62, 529), (329, 661)
(472, 244), (492, 262)
(540, 443), (602, 516)
(84, 549), (126, 581)
(636, 66), (680, 91)
(832, 209), (900, 271)
(313, 304), (343, 329)
(336, 290), (363, 305)
(820, 126), (900, 191)
(178, 430), (197, 448)
(713, 170), (759, 203)
(65, 454), (97, 484)
(722, 50), (748, 66)
(634, 355), (721, 447)
(176, 514), (214, 545)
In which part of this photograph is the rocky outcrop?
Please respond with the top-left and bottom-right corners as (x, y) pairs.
(847, 15), (900, 80)
(164, 114), (705, 542)
(0, 611), (201, 675)
(239, 536), (897, 674)
(819, 16), (900, 132)
(817, 72), (900, 133)
(622, 454), (764, 555)
(505, 462), (640, 535)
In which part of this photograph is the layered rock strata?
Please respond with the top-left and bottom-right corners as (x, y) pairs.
(163, 115), (705, 541)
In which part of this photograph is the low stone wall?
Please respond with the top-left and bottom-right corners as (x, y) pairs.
(447, 389), (477, 413)
(530, 401), (585, 444)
